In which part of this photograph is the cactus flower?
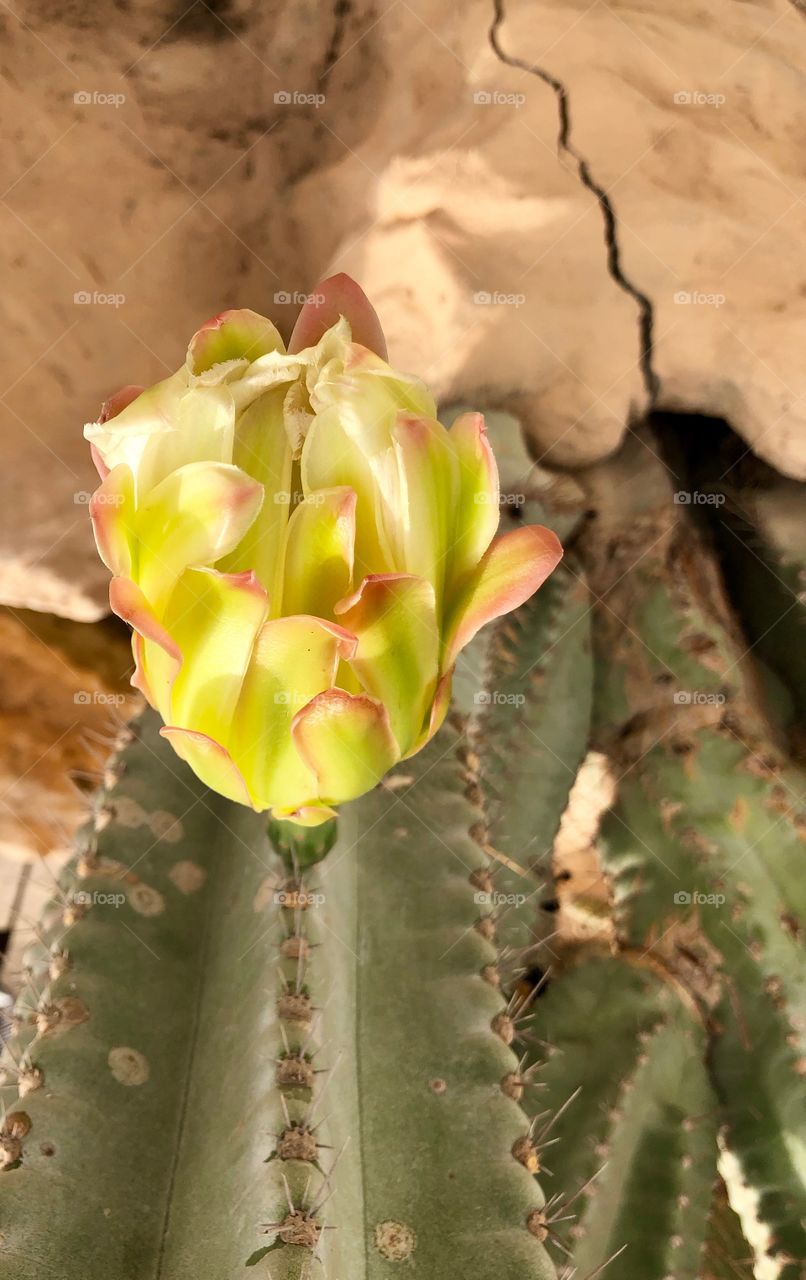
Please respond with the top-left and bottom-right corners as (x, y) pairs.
(85, 275), (562, 826)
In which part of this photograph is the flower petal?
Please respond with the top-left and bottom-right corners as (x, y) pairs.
(288, 273), (388, 358)
(300, 408), (397, 580)
(89, 464), (135, 576)
(404, 669), (453, 758)
(443, 525), (563, 669)
(217, 386), (293, 607)
(109, 576), (181, 719)
(99, 385), (145, 424)
(135, 461), (264, 610)
(161, 567), (268, 745)
(87, 381), (240, 502)
(292, 689), (399, 803)
(130, 632), (153, 705)
(271, 803), (339, 827)
(445, 411), (500, 601)
(160, 728), (255, 808)
(84, 370), (188, 486)
(186, 309), (284, 377)
(334, 573), (439, 755)
(300, 330), (438, 581)
(281, 487), (356, 618)
(390, 413), (457, 609)
(230, 615), (357, 812)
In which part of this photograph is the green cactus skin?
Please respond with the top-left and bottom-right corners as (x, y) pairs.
(576, 437), (806, 1276)
(0, 713), (555, 1280)
(451, 557), (593, 977)
(529, 956), (720, 1279)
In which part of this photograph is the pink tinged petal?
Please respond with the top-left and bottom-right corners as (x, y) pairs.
(130, 632), (154, 706)
(271, 803), (339, 827)
(92, 387), (144, 479)
(292, 689), (399, 805)
(135, 461), (264, 610)
(391, 413), (457, 608)
(334, 573), (439, 756)
(445, 411), (500, 601)
(217, 385), (293, 608)
(161, 567), (268, 746)
(288, 273), (388, 359)
(90, 444), (110, 481)
(99, 385), (145, 424)
(230, 615), (357, 813)
(404, 670), (453, 759)
(89, 464), (135, 576)
(281, 487), (357, 618)
(443, 525), (563, 669)
(186, 309), (284, 377)
(84, 369), (188, 485)
(109, 577), (181, 719)
(160, 728), (256, 809)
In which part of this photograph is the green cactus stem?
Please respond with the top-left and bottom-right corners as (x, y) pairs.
(0, 711), (556, 1280)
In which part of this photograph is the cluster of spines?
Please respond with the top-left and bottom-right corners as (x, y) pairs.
(255, 861), (341, 1272)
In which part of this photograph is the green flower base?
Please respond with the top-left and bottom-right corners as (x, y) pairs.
(266, 813), (338, 869)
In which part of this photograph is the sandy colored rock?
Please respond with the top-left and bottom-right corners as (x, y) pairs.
(0, 608), (137, 861)
(0, 0), (368, 619)
(498, 0), (806, 478)
(295, 0), (806, 478)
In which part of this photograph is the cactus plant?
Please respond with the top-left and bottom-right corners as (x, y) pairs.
(499, 432), (806, 1279)
(4, 393), (806, 1280)
(0, 711), (556, 1279)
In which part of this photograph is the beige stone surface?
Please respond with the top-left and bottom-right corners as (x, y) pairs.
(0, 608), (137, 862)
(2, 0), (806, 620)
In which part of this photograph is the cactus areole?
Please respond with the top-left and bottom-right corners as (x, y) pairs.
(85, 274), (562, 828)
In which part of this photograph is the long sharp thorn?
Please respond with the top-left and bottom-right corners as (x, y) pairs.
(535, 1086), (582, 1144)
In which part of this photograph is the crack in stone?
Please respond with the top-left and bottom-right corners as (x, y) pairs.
(320, 0), (353, 88)
(489, 0), (660, 409)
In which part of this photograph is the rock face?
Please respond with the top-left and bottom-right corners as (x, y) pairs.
(2, 0), (806, 618)
(0, 609), (137, 862)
